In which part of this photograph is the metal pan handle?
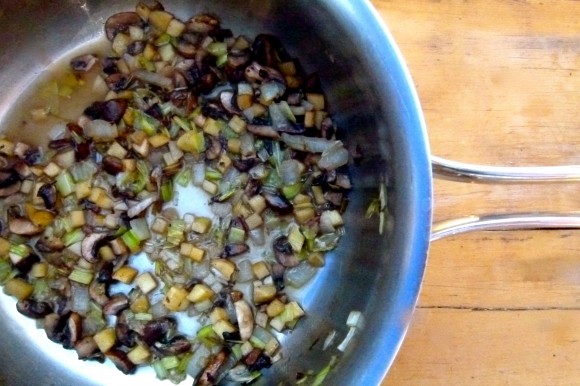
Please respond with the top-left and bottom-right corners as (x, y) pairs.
(430, 156), (580, 241)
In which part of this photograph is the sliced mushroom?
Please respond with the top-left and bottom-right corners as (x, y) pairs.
(142, 317), (177, 346)
(84, 99), (128, 124)
(102, 155), (124, 175)
(105, 12), (143, 41)
(37, 183), (57, 210)
(234, 300), (254, 341)
(176, 39), (197, 58)
(273, 236), (299, 268)
(106, 348), (136, 374)
(0, 169), (20, 189)
(103, 294), (129, 315)
(227, 49), (251, 69)
(152, 335), (192, 356)
(247, 125), (280, 139)
(75, 336), (104, 362)
(63, 312), (83, 349)
(220, 91), (241, 115)
(127, 193), (158, 218)
(197, 350), (229, 386)
(0, 180), (21, 197)
(89, 280), (110, 306)
(116, 313), (137, 347)
(271, 263), (286, 291)
(244, 61), (285, 85)
(263, 192), (293, 214)
(186, 14), (219, 33)
(205, 135), (222, 161)
(81, 233), (108, 263)
(70, 54), (98, 72)
(44, 313), (69, 344)
(105, 73), (132, 92)
(221, 243), (249, 258)
(12, 252), (40, 273)
(127, 40), (145, 55)
(16, 299), (53, 319)
(243, 348), (272, 372)
(8, 218), (42, 236)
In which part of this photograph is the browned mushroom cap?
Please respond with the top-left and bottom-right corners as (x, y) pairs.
(84, 99), (128, 124)
(16, 299), (53, 319)
(273, 236), (299, 267)
(244, 61), (285, 85)
(186, 14), (219, 33)
(197, 350), (229, 386)
(44, 313), (69, 344)
(37, 183), (57, 210)
(116, 312), (137, 347)
(263, 192), (293, 214)
(103, 294), (129, 315)
(106, 348), (136, 374)
(205, 135), (222, 161)
(142, 317), (177, 346)
(152, 335), (192, 356)
(70, 54), (98, 72)
(104, 12), (143, 41)
(8, 218), (42, 236)
(220, 91), (241, 115)
(242, 348), (272, 372)
(75, 336), (104, 361)
(0, 169), (21, 197)
(81, 233), (108, 263)
(63, 312), (83, 349)
(105, 73), (132, 92)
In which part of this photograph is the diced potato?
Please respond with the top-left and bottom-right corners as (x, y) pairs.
(135, 272), (157, 294)
(306, 93), (325, 111)
(43, 162), (61, 178)
(4, 278), (33, 300)
(151, 217), (169, 234)
(166, 18), (186, 37)
(254, 284), (277, 304)
(69, 210), (86, 228)
(149, 10), (174, 32)
(210, 307), (229, 324)
(304, 111), (315, 128)
(212, 319), (237, 338)
(180, 242), (205, 262)
(307, 252), (325, 267)
(0, 237), (11, 257)
(30, 262), (48, 278)
(314, 111), (328, 130)
(228, 115), (247, 134)
(94, 327), (116, 353)
(136, 2), (151, 20)
(163, 286), (190, 311)
(244, 213), (263, 230)
(112, 33), (132, 56)
(252, 261), (270, 280)
(191, 217), (212, 234)
(266, 299), (286, 318)
(227, 138), (241, 154)
(112, 266), (138, 284)
(127, 344), (151, 365)
(187, 284), (215, 303)
(247, 195), (266, 214)
(148, 134), (170, 148)
(122, 158), (136, 172)
(211, 259), (236, 281)
(99, 245), (115, 262)
(203, 118), (223, 137)
(294, 207), (316, 224)
(202, 180), (218, 195)
(107, 141), (128, 159)
(20, 179), (34, 194)
(0, 139), (15, 155)
(130, 294), (150, 313)
(75, 180), (92, 200)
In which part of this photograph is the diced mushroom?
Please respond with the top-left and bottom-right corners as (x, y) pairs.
(89, 280), (110, 306)
(8, 218), (42, 236)
(221, 243), (249, 258)
(0, 180), (22, 197)
(105, 73), (132, 92)
(142, 317), (177, 346)
(0, 169), (21, 197)
(105, 12), (143, 41)
(243, 348), (272, 372)
(273, 236), (299, 268)
(234, 300), (254, 341)
(12, 252), (40, 273)
(116, 313), (137, 347)
(103, 294), (129, 315)
(102, 155), (124, 175)
(186, 14), (219, 33)
(152, 335), (192, 356)
(63, 312), (83, 349)
(197, 350), (229, 386)
(16, 299), (53, 319)
(84, 99), (128, 124)
(127, 193), (158, 218)
(205, 136), (222, 161)
(44, 313), (69, 344)
(75, 336), (104, 362)
(263, 192), (292, 214)
(37, 183), (57, 210)
(220, 91), (241, 115)
(70, 54), (98, 72)
(244, 61), (285, 85)
(81, 233), (108, 263)
(106, 348), (136, 374)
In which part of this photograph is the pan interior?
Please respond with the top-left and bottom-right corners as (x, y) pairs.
(0, 1), (431, 385)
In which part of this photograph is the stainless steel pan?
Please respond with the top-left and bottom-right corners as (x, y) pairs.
(0, 1), (578, 385)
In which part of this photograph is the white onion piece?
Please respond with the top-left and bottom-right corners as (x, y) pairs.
(70, 282), (91, 315)
(236, 259), (254, 283)
(260, 81), (285, 103)
(84, 119), (118, 140)
(48, 122), (67, 140)
(187, 344), (211, 379)
(150, 301), (169, 318)
(210, 202), (232, 218)
(232, 282), (254, 306)
(133, 70), (173, 89)
(280, 159), (301, 185)
(284, 261), (318, 288)
(269, 103), (292, 132)
(239, 132), (255, 156)
(318, 141), (350, 170)
(190, 260), (211, 280)
(248, 227), (265, 246)
(281, 133), (334, 153)
(192, 162), (206, 186)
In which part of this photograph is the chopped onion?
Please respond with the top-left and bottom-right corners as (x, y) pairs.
(318, 141), (350, 170)
(236, 260), (253, 283)
(260, 81), (285, 103)
(70, 282), (91, 315)
(84, 119), (118, 140)
(284, 261), (318, 288)
(192, 162), (206, 186)
(133, 70), (173, 89)
(281, 133), (334, 153)
(280, 159), (301, 185)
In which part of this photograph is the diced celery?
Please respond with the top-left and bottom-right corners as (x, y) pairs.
(130, 218), (151, 241)
(55, 171), (75, 196)
(68, 267), (94, 285)
(121, 230), (142, 253)
(63, 228), (85, 247)
(161, 355), (179, 370)
(161, 179), (174, 202)
(206, 42), (227, 56)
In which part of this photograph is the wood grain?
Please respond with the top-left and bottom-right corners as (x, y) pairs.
(370, 1), (580, 385)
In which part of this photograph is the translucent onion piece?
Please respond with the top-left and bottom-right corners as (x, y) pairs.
(84, 119), (118, 140)
(284, 261), (318, 288)
(318, 141), (350, 170)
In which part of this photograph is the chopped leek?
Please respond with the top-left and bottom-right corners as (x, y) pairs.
(55, 171), (75, 197)
(68, 267), (94, 285)
(161, 179), (174, 202)
(63, 228), (84, 247)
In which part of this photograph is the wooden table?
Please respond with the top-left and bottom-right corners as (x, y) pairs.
(370, 1), (580, 385)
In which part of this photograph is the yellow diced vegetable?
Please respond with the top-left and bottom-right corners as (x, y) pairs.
(187, 284), (215, 303)
(163, 286), (190, 311)
(94, 327), (116, 353)
(112, 266), (138, 284)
